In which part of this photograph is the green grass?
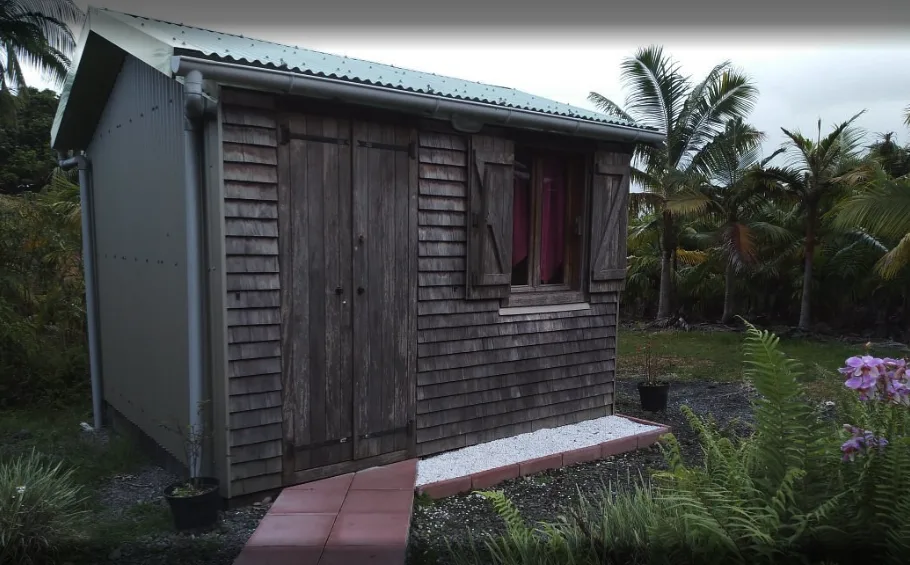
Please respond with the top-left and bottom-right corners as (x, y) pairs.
(618, 328), (909, 401)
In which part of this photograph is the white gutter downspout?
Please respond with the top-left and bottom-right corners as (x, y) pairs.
(183, 69), (207, 478)
(59, 154), (103, 431)
(171, 56), (665, 147)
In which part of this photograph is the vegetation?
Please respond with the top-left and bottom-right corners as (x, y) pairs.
(450, 326), (910, 565)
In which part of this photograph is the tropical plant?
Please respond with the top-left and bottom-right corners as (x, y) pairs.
(588, 45), (759, 322)
(0, 449), (88, 565)
(755, 112), (867, 331)
(0, 0), (83, 118)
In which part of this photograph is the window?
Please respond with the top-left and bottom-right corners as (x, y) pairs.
(507, 146), (585, 303)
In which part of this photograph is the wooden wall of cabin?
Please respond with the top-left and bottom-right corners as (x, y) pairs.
(414, 129), (622, 457)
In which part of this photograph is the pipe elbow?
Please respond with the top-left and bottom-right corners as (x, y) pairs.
(184, 69), (206, 119)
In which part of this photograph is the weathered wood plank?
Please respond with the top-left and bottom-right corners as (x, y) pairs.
(222, 106), (276, 128)
(226, 290), (281, 309)
(419, 326), (614, 357)
(231, 473), (283, 496)
(418, 257), (465, 272)
(224, 200), (279, 220)
(416, 394), (611, 443)
(419, 376), (613, 415)
(226, 274), (280, 292)
(228, 325), (281, 344)
(418, 337), (615, 372)
(419, 132), (466, 151)
(223, 142), (278, 165)
(226, 307), (281, 326)
(418, 305), (614, 331)
(418, 211), (466, 227)
(230, 457), (283, 480)
(418, 271), (465, 287)
(228, 341), (281, 361)
(225, 219), (279, 238)
(415, 434), (466, 457)
(225, 236), (279, 256)
(229, 391), (282, 412)
(419, 180), (466, 198)
(231, 423), (283, 447)
(224, 182), (279, 202)
(417, 299), (498, 316)
(419, 163), (466, 182)
(223, 162), (278, 184)
(418, 286), (465, 302)
(418, 314), (614, 344)
(230, 440), (282, 464)
(229, 358), (282, 378)
(419, 148), (466, 167)
(222, 124), (278, 148)
(419, 227), (466, 242)
(418, 360), (615, 400)
(229, 407), (283, 429)
(418, 241), (466, 257)
(417, 348), (615, 386)
(418, 384), (612, 429)
(226, 256), (280, 274)
(228, 374), (282, 395)
(418, 196), (466, 212)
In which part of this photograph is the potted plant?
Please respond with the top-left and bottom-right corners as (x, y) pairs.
(636, 340), (671, 412)
(161, 402), (221, 531)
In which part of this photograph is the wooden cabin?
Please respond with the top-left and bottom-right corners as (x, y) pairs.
(52, 7), (663, 500)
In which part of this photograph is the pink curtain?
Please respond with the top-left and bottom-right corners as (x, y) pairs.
(512, 173), (530, 268)
(539, 158), (566, 284)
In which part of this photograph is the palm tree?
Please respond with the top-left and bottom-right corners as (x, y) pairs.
(588, 46), (759, 321)
(757, 112), (866, 331)
(0, 0), (83, 116)
(691, 118), (791, 323)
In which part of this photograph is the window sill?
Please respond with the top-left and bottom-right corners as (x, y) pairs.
(498, 302), (591, 317)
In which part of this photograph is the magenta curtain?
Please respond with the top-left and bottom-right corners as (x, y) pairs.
(512, 173), (530, 268)
(539, 158), (566, 284)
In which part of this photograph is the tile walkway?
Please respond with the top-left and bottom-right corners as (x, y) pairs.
(233, 459), (418, 565)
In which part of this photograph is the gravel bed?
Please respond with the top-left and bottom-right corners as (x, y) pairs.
(417, 415), (660, 485)
(406, 379), (757, 565)
(70, 465), (270, 565)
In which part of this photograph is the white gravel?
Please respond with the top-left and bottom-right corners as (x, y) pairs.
(416, 415), (660, 486)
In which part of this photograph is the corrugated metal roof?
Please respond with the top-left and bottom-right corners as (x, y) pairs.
(100, 8), (649, 131)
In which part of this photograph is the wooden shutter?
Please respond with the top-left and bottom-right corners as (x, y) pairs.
(589, 150), (632, 293)
(466, 135), (515, 300)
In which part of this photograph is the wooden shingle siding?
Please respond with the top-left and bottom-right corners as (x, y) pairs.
(220, 89), (284, 494)
(415, 131), (619, 457)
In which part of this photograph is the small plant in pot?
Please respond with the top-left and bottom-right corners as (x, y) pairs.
(636, 340), (671, 412)
(160, 402), (221, 532)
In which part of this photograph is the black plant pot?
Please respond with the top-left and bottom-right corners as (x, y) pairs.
(637, 382), (670, 412)
(163, 477), (221, 531)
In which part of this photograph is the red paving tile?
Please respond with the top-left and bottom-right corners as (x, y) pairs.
(326, 512), (412, 547)
(246, 513), (337, 547)
(234, 461), (417, 565)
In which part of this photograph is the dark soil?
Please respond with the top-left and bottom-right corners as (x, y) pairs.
(405, 379), (757, 565)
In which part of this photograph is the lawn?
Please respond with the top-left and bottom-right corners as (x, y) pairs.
(617, 326), (909, 401)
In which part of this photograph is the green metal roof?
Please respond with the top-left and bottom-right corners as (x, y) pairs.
(53, 6), (654, 149)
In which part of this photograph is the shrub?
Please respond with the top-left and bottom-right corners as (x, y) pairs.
(0, 449), (88, 564)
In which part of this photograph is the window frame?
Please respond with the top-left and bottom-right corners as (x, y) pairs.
(500, 145), (591, 308)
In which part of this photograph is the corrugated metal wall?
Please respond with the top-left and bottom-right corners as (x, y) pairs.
(87, 55), (191, 464)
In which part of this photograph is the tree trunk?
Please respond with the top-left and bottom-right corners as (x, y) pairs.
(721, 262), (735, 324)
(798, 209), (816, 331)
(656, 212), (675, 321)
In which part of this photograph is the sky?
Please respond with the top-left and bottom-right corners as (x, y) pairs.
(26, 0), (910, 160)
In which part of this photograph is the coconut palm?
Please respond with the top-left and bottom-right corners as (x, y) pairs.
(0, 0), (83, 116)
(756, 112), (866, 331)
(588, 45), (759, 322)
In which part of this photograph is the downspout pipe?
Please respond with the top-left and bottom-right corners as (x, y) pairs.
(183, 69), (207, 478)
(58, 154), (103, 431)
(171, 56), (665, 147)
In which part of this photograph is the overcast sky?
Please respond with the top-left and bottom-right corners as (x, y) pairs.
(27, 1), (910, 160)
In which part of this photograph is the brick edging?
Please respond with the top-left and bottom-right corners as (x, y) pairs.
(415, 417), (672, 499)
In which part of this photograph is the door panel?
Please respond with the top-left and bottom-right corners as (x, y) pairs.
(279, 115), (415, 481)
(351, 122), (415, 460)
(280, 115), (354, 472)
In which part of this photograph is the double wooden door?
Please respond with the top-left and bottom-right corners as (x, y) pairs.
(278, 115), (416, 483)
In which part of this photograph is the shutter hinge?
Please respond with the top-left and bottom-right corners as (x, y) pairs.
(278, 123), (290, 145)
(409, 141), (417, 160)
(471, 211), (480, 228)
